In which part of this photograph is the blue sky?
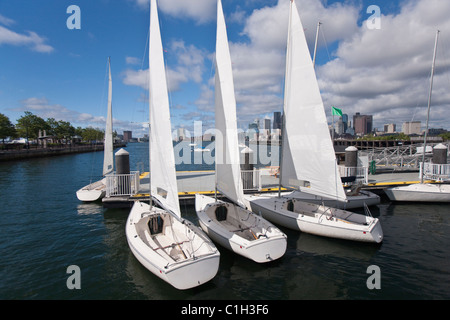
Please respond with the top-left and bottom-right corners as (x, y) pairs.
(1, 0), (450, 138)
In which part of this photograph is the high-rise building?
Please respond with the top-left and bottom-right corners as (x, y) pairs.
(384, 123), (396, 133)
(273, 111), (282, 129)
(264, 118), (271, 132)
(336, 117), (344, 134)
(248, 122), (259, 132)
(123, 130), (132, 142)
(342, 114), (348, 133)
(353, 113), (373, 135)
(402, 121), (421, 135)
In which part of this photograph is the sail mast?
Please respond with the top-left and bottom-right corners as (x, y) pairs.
(103, 57), (114, 176)
(280, 0), (346, 202)
(421, 30), (440, 183)
(278, 0), (294, 198)
(148, 0), (181, 217)
(215, 0), (248, 209)
(312, 21), (321, 69)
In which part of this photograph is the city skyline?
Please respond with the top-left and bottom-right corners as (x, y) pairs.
(1, 0), (450, 139)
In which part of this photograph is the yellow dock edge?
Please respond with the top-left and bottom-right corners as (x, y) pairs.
(367, 180), (435, 187)
(131, 187), (287, 199)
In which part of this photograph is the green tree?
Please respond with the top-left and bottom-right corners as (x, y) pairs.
(46, 118), (75, 143)
(0, 113), (17, 143)
(16, 111), (49, 141)
(81, 127), (104, 142)
(439, 132), (450, 141)
(74, 126), (84, 137)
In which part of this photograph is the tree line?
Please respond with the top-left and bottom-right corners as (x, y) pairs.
(0, 111), (109, 144)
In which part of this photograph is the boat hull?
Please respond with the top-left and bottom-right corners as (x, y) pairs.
(76, 178), (106, 202)
(126, 201), (220, 290)
(247, 195), (383, 243)
(286, 190), (380, 209)
(385, 183), (450, 202)
(195, 194), (287, 263)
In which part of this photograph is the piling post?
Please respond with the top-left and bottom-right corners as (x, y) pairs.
(115, 148), (130, 194)
(240, 146), (254, 190)
(433, 143), (447, 164)
(344, 146), (358, 183)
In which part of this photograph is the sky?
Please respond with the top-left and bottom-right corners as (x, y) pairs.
(1, 0), (450, 138)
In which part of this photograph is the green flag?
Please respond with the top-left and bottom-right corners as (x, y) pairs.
(331, 106), (342, 116)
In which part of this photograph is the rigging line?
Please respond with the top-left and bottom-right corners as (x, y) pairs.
(317, 24), (344, 202)
(183, 216), (197, 254)
(437, 33), (450, 100)
(89, 59), (110, 184)
(319, 23), (343, 103)
(412, 35), (440, 125)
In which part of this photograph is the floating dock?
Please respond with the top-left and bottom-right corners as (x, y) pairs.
(102, 169), (439, 208)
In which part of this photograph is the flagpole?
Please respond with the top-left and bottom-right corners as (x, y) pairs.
(332, 107), (335, 141)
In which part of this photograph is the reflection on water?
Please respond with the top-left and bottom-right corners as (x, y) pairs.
(76, 203), (104, 216)
(1, 143), (450, 300)
(295, 232), (379, 261)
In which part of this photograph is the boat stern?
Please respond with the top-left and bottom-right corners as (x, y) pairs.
(367, 218), (383, 243)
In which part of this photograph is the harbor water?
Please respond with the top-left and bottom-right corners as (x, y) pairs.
(0, 142), (449, 300)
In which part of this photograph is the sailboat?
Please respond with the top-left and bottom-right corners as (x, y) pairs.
(278, 19), (380, 210)
(195, 0), (287, 263)
(76, 57), (114, 202)
(126, 0), (220, 290)
(245, 0), (383, 243)
(385, 30), (450, 202)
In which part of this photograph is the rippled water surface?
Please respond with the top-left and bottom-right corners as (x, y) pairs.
(1, 143), (449, 300)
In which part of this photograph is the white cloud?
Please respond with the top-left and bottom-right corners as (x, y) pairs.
(0, 24), (54, 53)
(135, 0), (216, 24)
(131, 0), (450, 130)
(317, 0), (450, 129)
(0, 14), (15, 26)
(212, 0), (359, 122)
(123, 40), (208, 91)
(122, 68), (149, 89)
(126, 56), (141, 65)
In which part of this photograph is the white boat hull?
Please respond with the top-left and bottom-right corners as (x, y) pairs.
(385, 183), (450, 202)
(76, 178), (106, 202)
(246, 194), (383, 243)
(286, 190), (380, 209)
(126, 201), (220, 290)
(195, 194), (287, 263)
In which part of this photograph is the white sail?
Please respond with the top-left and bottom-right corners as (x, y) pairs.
(214, 0), (248, 209)
(149, 0), (181, 217)
(103, 58), (114, 176)
(280, 0), (346, 202)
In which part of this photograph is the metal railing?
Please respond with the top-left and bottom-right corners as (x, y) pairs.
(338, 165), (368, 185)
(363, 143), (449, 170)
(421, 162), (450, 182)
(241, 166), (369, 192)
(105, 171), (140, 197)
(241, 168), (276, 191)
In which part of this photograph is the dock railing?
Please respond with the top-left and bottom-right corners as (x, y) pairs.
(338, 166), (369, 185)
(241, 166), (369, 192)
(421, 162), (450, 182)
(105, 171), (140, 197)
(241, 168), (277, 191)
